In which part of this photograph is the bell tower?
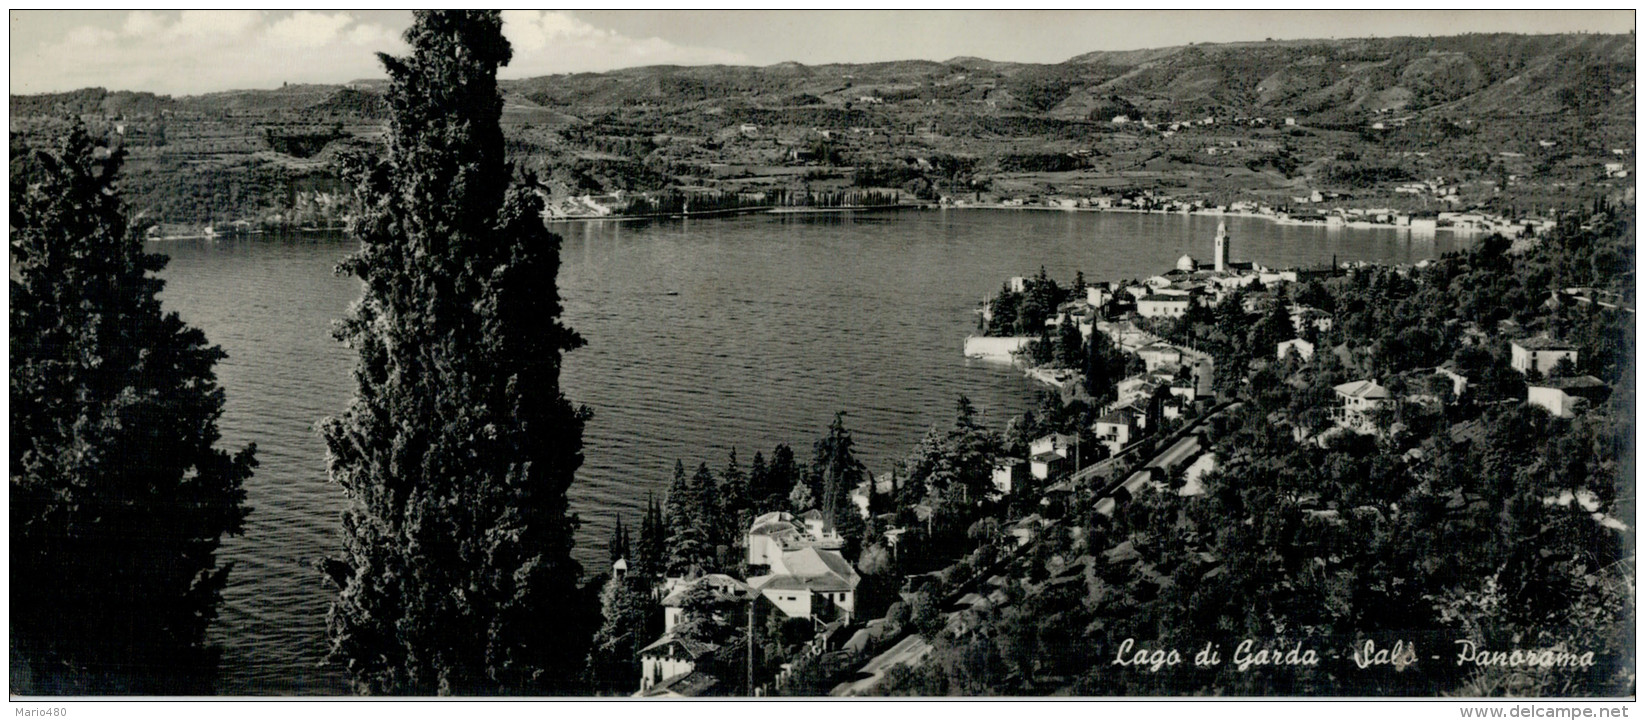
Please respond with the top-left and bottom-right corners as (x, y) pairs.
(1214, 221), (1230, 273)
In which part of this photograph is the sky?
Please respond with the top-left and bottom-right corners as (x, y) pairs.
(8, 9), (1637, 97)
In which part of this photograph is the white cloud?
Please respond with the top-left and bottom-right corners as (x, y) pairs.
(501, 9), (610, 49)
(498, 10), (746, 76)
(60, 26), (116, 48)
(11, 10), (747, 96)
(13, 11), (407, 96)
(121, 11), (164, 37)
(167, 10), (262, 40)
(269, 11), (356, 49)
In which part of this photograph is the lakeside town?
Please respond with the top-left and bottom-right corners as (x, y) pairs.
(10, 11), (1632, 703)
(600, 205), (1631, 696)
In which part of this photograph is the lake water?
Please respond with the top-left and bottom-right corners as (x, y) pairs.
(150, 209), (1468, 694)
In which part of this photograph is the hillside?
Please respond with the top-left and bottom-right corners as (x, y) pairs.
(10, 32), (1635, 227)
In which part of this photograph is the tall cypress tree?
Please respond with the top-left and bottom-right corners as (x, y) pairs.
(664, 460), (710, 575)
(635, 492), (665, 578)
(583, 571), (657, 695)
(609, 515), (629, 566)
(320, 11), (590, 695)
(10, 126), (255, 694)
(719, 448), (749, 542)
(813, 413), (868, 553)
(691, 462), (721, 551)
(747, 451), (770, 512)
(663, 460), (692, 537)
(767, 444), (800, 512)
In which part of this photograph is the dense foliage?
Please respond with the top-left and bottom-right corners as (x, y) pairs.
(319, 11), (594, 695)
(984, 266), (1069, 337)
(10, 126), (255, 694)
(876, 207), (1635, 697)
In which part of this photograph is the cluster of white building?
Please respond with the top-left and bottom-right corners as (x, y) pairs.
(1298, 333), (1607, 442)
(635, 510), (864, 697)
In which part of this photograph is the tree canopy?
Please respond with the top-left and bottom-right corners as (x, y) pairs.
(320, 10), (592, 695)
(11, 125), (255, 694)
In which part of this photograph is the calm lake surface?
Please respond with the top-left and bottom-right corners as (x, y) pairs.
(151, 209), (1468, 694)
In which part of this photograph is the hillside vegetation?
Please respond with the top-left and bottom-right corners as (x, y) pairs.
(10, 33), (1635, 227)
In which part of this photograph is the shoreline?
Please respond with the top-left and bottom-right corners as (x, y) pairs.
(145, 224), (348, 242)
(543, 203), (929, 224)
(146, 201), (1502, 238)
(941, 202), (1490, 235)
(546, 200), (1500, 235)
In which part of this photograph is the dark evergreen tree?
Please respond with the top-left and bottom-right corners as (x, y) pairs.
(947, 396), (1003, 502)
(813, 413), (869, 553)
(1252, 298), (1297, 354)
(1056, 314), (1083, 368)
(747, 450), (771, 512)
(988, 284), (1022, 335)
(719, 448), (750, 547)
(636, 493), (666, 578)
(788, 462), (822, 514)
(762, 445), (803, 514)
(663, 460), (691, 532)
(319, 11), (590, 695)
(665, 460), (711, 575)
(11, 125), (255, 695)
(767, 443), (804, 512)
(690, 461), (722, 554)
(608, 515), (630, 566)
(583, 574), (658, 695)
(1084, 330), (1127, 406)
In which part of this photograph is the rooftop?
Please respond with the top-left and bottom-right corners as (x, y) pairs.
(638, 634), (719, 659)
(766, 546), (860, 587)
(751, 574), (856, 593)
(1534, 375), (1608, 391)
(1514, 336), (1575, 351)
(1095, 409), (1135, 426)
(637, 670), (720, 698)
(1334, 379), (1390, 400)
(660, 574), (756, 607)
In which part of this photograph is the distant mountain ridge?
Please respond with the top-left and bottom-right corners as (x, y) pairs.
(12, 32), (1634, 125)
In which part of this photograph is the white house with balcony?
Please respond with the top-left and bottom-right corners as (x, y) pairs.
(1289, 305), (1334, 334)
(1333, 379), (1392, 434)
(1136, 343), (1186, 372)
